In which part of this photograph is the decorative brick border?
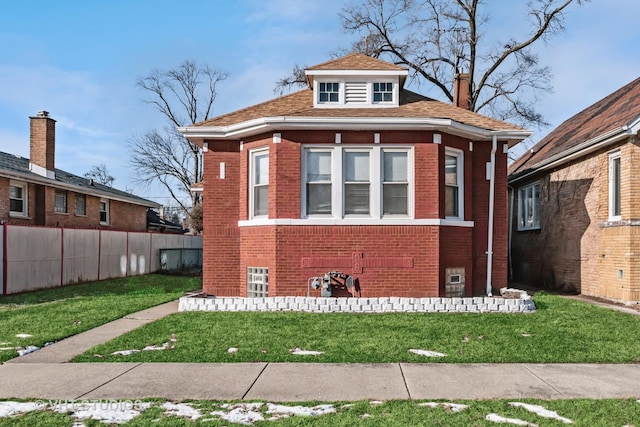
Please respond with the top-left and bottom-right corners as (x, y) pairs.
(179, 294), (536, 313)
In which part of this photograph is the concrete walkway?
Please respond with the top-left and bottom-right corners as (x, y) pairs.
(1, 297), (640, 401)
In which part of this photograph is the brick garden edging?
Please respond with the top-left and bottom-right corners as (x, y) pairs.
(179, 294), (536, 313)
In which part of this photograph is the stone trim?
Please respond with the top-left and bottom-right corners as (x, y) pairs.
(179, 295), (536, 314)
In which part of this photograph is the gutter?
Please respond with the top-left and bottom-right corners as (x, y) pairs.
(486, 135), (498, 296)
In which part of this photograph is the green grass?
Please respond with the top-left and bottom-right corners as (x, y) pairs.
(1, 398), (639, 426)
(0, 274), (201, 363)
(74, 293), (640, 363)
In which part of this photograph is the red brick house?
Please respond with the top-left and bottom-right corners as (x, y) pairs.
(509, 77), (640, 303)
(1, 111), (160, 231)
(179, 54), (529, 298)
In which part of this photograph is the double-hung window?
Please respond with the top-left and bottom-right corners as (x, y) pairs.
(75, 193), (86, 216)
(250, 149), (269, 218)
(318, 82), (339, 103)
(305, 150), (332, 215)
(9, 181), (27, 217)
(344, 150), (370, 215)
(303, 145), (412, 219)
(444, 148), (464, 219)
(55, 189), (67, 213)
(517, 182), (540, 230)
(609, 151), (621, 220)
(382, 150), (408, 215)
(99, 199), (109, 224)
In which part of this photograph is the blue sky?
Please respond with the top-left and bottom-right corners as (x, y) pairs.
(1, 0), (639, 206)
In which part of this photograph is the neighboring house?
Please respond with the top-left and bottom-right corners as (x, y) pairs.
(179, 54), (529, 298)
(1, 111), (160, 231)
(508, 77), (640, 303)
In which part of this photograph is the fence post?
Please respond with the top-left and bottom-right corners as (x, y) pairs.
(2, 223), (6, 295)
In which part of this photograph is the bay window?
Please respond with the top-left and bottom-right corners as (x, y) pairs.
(344, 150), (370, 215)
(305, 150), (332, 215)
(382, 150), (408, 215)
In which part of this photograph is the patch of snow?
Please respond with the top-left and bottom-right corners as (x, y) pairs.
(266, 403), (336, 418)
(161, 402), (202, 420)
(521, 333), (532, 337)
(52, 402), (151, 425)
(212, 403), (265, 425)
(509, 402), (573, 424)
(17, 345), (39, 356)
(0, 401), (41, 417)
(0, 347), (15, 351)
(142, 342), (174, 351)
(290, 347), (324, 355)
(369, 400), (384, 405)
(360, 413), (373, 418)
(0, 341), (11, 345)
(111, 349), (140, 356)
(419, 402), (468, 412)
(486, 413), (538, 426)
(409, 349), (447, 357)
(15, 334), (32, 338)
(227, 347), (239, 354)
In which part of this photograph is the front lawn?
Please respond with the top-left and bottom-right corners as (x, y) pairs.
(0, 275), (201, 363)
(74, 293), (640, 363)
(1, 398), (639, 426)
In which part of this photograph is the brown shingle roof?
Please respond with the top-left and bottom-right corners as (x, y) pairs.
(306, 53), (407, 71)
(195, 88), (523, 132)
(510, 76), (640, 175)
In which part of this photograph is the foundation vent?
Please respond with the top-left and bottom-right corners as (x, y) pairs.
(445, 267), (466, 297)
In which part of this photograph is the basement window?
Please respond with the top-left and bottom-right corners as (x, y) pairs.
(247, 267), (268, 297)
(517, 182), (540, 230)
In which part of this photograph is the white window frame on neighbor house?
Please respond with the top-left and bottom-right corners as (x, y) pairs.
(99, 198), (109, 225)
(444, 147), (464, 220)
(301, 145), (413, 221)
(609, 150), (621, 221)
(9, 180), (28, 217)
(517, 181), (541, 231)
(54, 189), (67, 214)
(249, 148), (269, 219)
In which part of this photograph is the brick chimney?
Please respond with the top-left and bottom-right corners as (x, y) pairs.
(453, 73), (470, 110)
(29, 110), (56, 179)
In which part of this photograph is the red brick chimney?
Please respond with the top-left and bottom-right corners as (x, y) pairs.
(453, 73), (470, 110)
(29, 110), (56, 178)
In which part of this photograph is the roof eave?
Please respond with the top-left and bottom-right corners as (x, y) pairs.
(178, 117), (530, 144)
(509, 122), (640, 185)
(0, 169), (160, 208)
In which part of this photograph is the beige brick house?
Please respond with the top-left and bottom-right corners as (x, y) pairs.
(0, 111), (160, 231)
(509, 77), (640, 303)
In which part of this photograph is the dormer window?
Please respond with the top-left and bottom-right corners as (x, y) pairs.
(373, 82), (393, 103)
(319, 82), (339, 103)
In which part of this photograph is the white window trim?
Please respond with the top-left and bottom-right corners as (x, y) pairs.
(517, 181), (541, 231)
(608, 150), (621, 221)
(99, 198), (110, 225)
(9, 180), (28, 218)
(249, 148), (269, 220)
(301, 145), (414, 221)
(444, 147), (464, 220)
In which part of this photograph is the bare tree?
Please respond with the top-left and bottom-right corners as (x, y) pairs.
(84, 163), (115, 187)
(130, 60), (229, 213)
(277, 0), (585, 129)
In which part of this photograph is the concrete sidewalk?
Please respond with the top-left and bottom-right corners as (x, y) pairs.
(1, 297), (640, 401)
(1, 362), (639, 401)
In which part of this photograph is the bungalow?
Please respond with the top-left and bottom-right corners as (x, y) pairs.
(179, 54), (529, 298)
(509, 76), (640, 304)
(1, 111), (160, 231)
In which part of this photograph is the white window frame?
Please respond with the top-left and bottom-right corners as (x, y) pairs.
(381, 148), (411, 217)
(54, 189), (67, 214)
(9, 180), (28, 217)
(99, 198), (109, 225)
(372, 82), (394, 103)
(609, 151), (621, 221)
(318, 82), (340, 104)
(343, 149), (372, 217)
(249, 148), (269, 219)
(301, 145), (413, 221)
(517, 181), (541, 231)
(444, 147), (464, 220)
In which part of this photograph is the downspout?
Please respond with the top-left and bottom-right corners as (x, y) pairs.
(507, 185), (514, 281)
(486, 135), (498, 296)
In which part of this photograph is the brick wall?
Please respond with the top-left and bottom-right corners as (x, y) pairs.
(511, 137), (640, 302)
(29, 114), (55, 172)
(199, 129), (509, 298)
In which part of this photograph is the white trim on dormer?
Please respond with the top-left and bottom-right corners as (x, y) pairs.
(312, 77), (402, 108)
